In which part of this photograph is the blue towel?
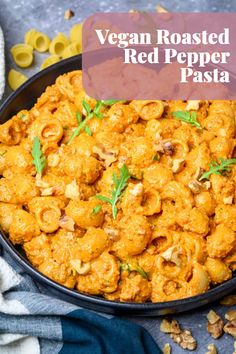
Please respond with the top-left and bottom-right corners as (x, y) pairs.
(0, 247), (162, 354)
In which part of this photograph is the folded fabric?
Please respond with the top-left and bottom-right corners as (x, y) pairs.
(0, 26), (5, 100)
(0, 247), (162, 354)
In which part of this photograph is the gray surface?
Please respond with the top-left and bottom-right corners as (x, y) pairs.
(0, 0), (236, 353)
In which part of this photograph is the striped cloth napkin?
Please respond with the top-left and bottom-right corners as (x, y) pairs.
(0, 246), (161, 354)
(0, 26), (5, 100)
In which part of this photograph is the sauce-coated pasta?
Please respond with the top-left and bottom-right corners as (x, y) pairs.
(0, 70), (236, 303)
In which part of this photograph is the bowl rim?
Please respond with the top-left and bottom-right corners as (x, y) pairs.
(0, 55), (236, 313)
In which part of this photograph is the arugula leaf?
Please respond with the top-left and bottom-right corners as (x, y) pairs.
(92, 205), (102, 215)
(96, 164), (130, 219)
(135, 265), (148, 279)
(82, 100), (92, 114)
(84, 125), (92, 136)
(173, 110), (202, 129)
(101, 99), (126, 106)
(32, 137), (46, 175)
(76, 112), (82, 124)
(199, 158), (236, 181)
(19, 114), (26, 120)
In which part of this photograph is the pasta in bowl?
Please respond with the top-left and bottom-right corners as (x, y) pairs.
(0, 69), (236, 305)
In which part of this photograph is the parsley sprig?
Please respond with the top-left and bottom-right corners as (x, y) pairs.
(173, 111), (202, 130)
(32, 136), (46, 175)
(96, 164), (130, 219)
(119, 261), (148, 279)
(199, 158), (236, 181)
(92, 205), (102, 215)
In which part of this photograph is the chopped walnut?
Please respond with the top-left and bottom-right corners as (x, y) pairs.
(225, 310), (236, 322)
(170, 329), (197, 351)
(65, 180), (80, 200)
(188, 180), (202, 194)
(223, 196), (233, 205)
(162, 343), (171, 354)
(64, 9), (75, 20)
(233, 341), (236, 354)
(224, 320), (236, 338)
(41, 186), (58, 196)
(205, 344), (217, 354)
(160, 319), (181, 334)
(104, 227), (119, 240)
(93, 146), (118, 167)
(47, 153), (60, 167)
(160, 319), (197, 350)
(130, 183), (144, 197)
(35, 174), (50, 188)
(162, 141), (174, 156)
(161, 246), (182, 267)
(59, 215), (75, 231)
(194, 167), (204, 180)
(186, 100), (201, 111)
(202, 181), (211, 190)
(220, 295), (236, 306)
(172, 158), (185, 173)
(207, 310), (224, 339)
(156, 4), (168, 13)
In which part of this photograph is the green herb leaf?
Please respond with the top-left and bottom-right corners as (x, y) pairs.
(32, 136), (46, 175)
(173, 111), (202, 129)
(101, 100), (126, 106)
(96, 164), (130, 219)
(135, 265), (149, 279)
(119, 262), (148, 279)
(199, 158), (236, 181)
(84, 125), (92, 136)
(76, 112), (82, 124)
(19, 114), (26, 120)
(82, 100), (92, 114)
(92, 205), (102, 215)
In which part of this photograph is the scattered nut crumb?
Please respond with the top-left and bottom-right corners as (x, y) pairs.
(160, 319), (197, 351)
(160, 319), (181, 334)
(233, 341), (236, 354)
(207, 310), (224, 339)
(64, 9), (75, 20)
(220, 295), (236, 306)
(156, 4), (168, 13)
(186, 100), (201, 111)
(205, 344), (217, 354)
(170, 329), (197, 351)
(172, 158), (185, 173)
(188, 180), (202, 194)
(223, 196), (233, 205)
(162, 141), (174, 156)
(202, 181), (211, 190)
(59, 215), (75, 232)
(225, 310), (236, 322)
(162, 343), (171, 354)
(224, 320), (236, 338)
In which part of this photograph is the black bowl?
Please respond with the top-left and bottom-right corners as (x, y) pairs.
(0, 55), (235, 316)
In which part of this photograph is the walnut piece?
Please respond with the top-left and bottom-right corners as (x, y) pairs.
(225, 310), (236, 322)
(162, 343), (171, 354)
(64, 9), (75, 20)
(70, 259), (90, 275)
(59, 215), (75, 231)
(160, 319), (197, 351)
(224, 320), (236, 338)
(220, 295), (236, 306)
(207, 310), (224, 339)
(160, 319), (181, 334)
(65, 180), (80, 200)
(186, 100), (201, 111)
(161, 246), (182, 267)
(156, 4), (168, 13)
(162, 141), (174, 156)
(188, 180), (202, 194)
(170, 329), (197, 351)
(223, 196), (233, 205)
(205, 344), (217, 354)
(172, 158), (185, 173)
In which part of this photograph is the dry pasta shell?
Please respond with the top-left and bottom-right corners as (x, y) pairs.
(49, 33), (70, 57)
(70, 23), (83, 44)
(25, 29), (50, 52)
(41, 55), (60, 70)
(8, 69), (28, 91)
(62, 42), (81, 59)
(10, 43), (33, 68)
